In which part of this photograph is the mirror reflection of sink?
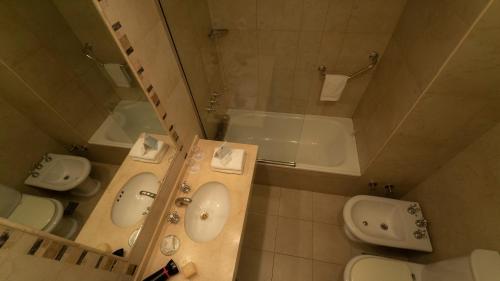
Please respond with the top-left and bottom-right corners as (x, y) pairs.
(111, 172), (159, 227)
(185, 181), (230, 242)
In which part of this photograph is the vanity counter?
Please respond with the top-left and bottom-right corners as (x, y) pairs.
(143, 139), (258, 281)
(76, 134), (177, 255)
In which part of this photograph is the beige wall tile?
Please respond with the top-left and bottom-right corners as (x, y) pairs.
(404, 122), (500, 262)
(208, 0), (257, 30)
(275, 217), (313, 258)
(257, 0), (302, 31)
(347, 0), (406, 33)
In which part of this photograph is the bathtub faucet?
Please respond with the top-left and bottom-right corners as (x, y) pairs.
(175, 197), (192, 207)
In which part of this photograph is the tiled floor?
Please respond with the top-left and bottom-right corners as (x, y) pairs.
(236, 184), (402, 281)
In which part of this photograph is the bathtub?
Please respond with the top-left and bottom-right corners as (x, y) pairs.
(225, 109), (361, 176)
(89, 100), (165, 148)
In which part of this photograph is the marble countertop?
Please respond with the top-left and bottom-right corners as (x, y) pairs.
(143, 139), (258, 281)
(76, 134), (177, 255)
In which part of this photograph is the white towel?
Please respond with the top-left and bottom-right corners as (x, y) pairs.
(103, 63), (132, 88)
(129, 136), (167, 163)
(320, 74), (349, 101)
(211, 148), (246, 175)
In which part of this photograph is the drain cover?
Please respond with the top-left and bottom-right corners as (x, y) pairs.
(380, 223), (389, 230)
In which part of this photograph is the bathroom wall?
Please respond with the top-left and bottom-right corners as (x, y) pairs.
(354, 0), (491, 170)
(0, 95), (65, 194)
(160, 0), (225, 139)
(0, 0), (120, 144)
(404, 122), (500, 262)
(357, 0), (500, 194)
(208, 0), (406, 116)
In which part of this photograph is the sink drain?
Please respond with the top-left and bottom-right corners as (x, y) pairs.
(362, 221), (368, 226)
(200, 211), (209, 220)
(380, 223), (389, 231)
(63, 175), (70, 180)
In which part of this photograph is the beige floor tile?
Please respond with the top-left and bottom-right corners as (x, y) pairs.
(250, 184), (281, 215)
(312, 193), (348, 225)
(244, 213), (278, 251)
(236, 248), (275, 281)
(275, 217), (313, 258)
(313, 223), (352, 264)
(313, 260), (344, 281)
(272, 254), (313, 281)
(279, 188), (313, 220)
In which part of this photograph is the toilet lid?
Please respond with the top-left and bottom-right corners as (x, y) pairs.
(8, 195), (56, 230)
(351, 257), (413, 281)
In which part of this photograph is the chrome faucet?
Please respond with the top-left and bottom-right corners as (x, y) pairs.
(166, 211), (180, 224)
(139, 190), (157, 199)
(413, 229), (427, 239)
(41, 153), (52, 162)
(415, 219), (428, 228)
(175, 197), (192, 207)
(180, 182), (191, 194)
(407, 203), (421, 215)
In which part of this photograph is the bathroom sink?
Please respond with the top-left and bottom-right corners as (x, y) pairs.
(24, 154), (91, 191)
(111, 172), (159, 227)
(185, 181), (230, 242)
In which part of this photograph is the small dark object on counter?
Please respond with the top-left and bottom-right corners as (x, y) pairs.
(143, 259), (179, 281)
(112, 248), (125, 257)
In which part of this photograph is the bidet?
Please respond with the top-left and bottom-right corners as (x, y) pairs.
(343, 195), (432, 251)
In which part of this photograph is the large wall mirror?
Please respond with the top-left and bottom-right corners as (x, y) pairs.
(0, 0), (168, 252)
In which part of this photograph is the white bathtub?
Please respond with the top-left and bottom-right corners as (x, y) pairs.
(225, 109), (361, 176)
(89, 100), (165, 148)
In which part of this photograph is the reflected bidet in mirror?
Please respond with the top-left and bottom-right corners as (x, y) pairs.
(111, 172), (159, 227)
(185, 181), (230, 242)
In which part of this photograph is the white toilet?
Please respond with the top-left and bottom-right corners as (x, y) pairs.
(0, 184), (78, 239)
(344, 249), (500, 281)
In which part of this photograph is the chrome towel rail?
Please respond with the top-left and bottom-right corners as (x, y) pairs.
(319, 51), (379, 80)
(257, 159), (296, 167)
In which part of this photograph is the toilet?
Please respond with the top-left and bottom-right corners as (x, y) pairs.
(0, 184), (78, 239)
(344, 249), (500, 281)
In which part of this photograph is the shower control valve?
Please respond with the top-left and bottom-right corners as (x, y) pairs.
(407, 203), (421, 215)
(413, 229), (427, 239)
(166, 211), (180, 224)
(415, 219), (428, 228)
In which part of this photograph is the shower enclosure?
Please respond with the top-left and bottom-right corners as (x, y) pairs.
(158, 0), (404, 175)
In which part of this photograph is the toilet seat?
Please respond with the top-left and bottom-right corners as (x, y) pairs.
(345, 255), (414, 281)
(8, 194), (64, 233)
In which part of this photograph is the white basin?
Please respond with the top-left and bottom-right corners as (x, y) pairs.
(185, 181), (230, 242)
(343, 195), (433, 252)
(111, 172), (159, 227)
(25, 153), (91, 191)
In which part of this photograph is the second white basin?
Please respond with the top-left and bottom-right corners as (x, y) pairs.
(185, 181), (230, 242)
(111, 172), (159, 227)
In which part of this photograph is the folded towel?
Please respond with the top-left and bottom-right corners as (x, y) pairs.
(211, 148), (245, 175)
(129, 136), (167, 163)
(320, 74), (348, 101)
